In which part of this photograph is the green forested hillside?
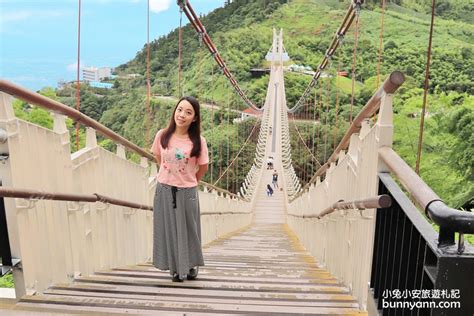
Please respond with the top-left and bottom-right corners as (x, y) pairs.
(16, 0), (473, 210)
(365, 0), (474, 24)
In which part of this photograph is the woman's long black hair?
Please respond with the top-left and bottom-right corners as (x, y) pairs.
(160, 96), (202, 158)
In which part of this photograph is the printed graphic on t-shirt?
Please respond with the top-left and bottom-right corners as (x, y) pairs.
(162, 147), (191, 174)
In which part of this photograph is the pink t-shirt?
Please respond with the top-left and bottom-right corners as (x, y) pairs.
(151, 129), (209, 188)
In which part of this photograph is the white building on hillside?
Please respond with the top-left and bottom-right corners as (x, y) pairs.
(82, 67), (112, 82)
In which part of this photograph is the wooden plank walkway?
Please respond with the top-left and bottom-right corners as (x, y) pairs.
(7, 150), (367, 314)
(8, 166), (366, 315)
(10, 222), (365, 315)
(253, 169), (286, 224)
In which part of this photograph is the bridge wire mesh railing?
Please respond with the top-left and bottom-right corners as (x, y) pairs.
(240, 101), (272, 200)
(290, 71), (406, 202)
(283, 0), (362, 190)
(279, 85), (302, 197)
(287, 0), (362, 114)
(202, 74), (262, 198)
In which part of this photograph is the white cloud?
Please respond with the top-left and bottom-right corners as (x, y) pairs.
(131, 0), (217, 14)
(1, 10), (67, 23)
(149, 0), (172, 13)
(66, 61), (86, 72)
(0, 10), (66, 34)
(1, 11), (33, 23)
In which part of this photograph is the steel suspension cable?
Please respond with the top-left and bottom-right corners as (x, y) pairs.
(291, 117), (321, 167)
(213, 117), (260, 186)
(287, 0), (362, 114)
(210, 65), (215, 184)
(315, 83), (323, 161)
(178, 8), (183, 97)
(145, 0), (151, 147)
(333, 63), (341, 150)
(306, 100), (311, 150)
(226, 88), (230, 189)
(324, 76), (331, 161)
(197, 47), (206, 96)
(307, 100), (311, 178)
(75, 0), (82, 151)
(376, 0), (386, 88)
(218, 102), (223, 178)
(176, 0), (260, 111)
(415, 0), (436, 175)
(303, 101), (309, 179)
(372, 0), (386, 123)
(299, 126), (303, 181)
(311, 90), (318, 175)
(306, 101), (311, 179)
(231, 96), (237, 191)
(349, 7), (361, 124)
(220, 77), (226, 181)
(234, 153), (238, 193)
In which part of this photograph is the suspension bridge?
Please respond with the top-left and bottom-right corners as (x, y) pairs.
(0, 0), (473, 315)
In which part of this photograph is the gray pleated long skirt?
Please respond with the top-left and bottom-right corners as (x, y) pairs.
(152, 182), (204, 276)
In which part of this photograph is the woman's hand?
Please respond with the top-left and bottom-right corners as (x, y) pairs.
(196, 164), (209, 182)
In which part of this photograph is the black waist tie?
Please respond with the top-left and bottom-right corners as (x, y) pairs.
(171, 186), (178, 209)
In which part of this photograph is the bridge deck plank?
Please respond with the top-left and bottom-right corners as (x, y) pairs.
(14, 223), (365, 314)
(47, 282), (357, 301)
(43, 289), (360, 308)
(18, 294), (365, 315)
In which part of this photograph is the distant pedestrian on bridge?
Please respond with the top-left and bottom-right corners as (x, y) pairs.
(267, 184), (274, 197)
(151, 96), (209, 283)
(272, 170), (278, 188)
(267, 156), (274, 169)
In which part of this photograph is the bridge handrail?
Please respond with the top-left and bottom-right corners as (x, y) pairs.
(379, 146), (474, 246)
(0, 186), (152, 210)
(288, 194), (392, 219)
(0, 79), (152, 159)
(200, 210), (252, 216)
(291, 71), (405, 201)
(0, 186), (251, 216)
(200, 182), (244, 201)
(0, 79), (242, 201)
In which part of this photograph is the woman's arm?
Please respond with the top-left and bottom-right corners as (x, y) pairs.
(196, 164), (209, 182)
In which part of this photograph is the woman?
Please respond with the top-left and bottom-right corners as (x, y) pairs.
(151, 96), (209, 282)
